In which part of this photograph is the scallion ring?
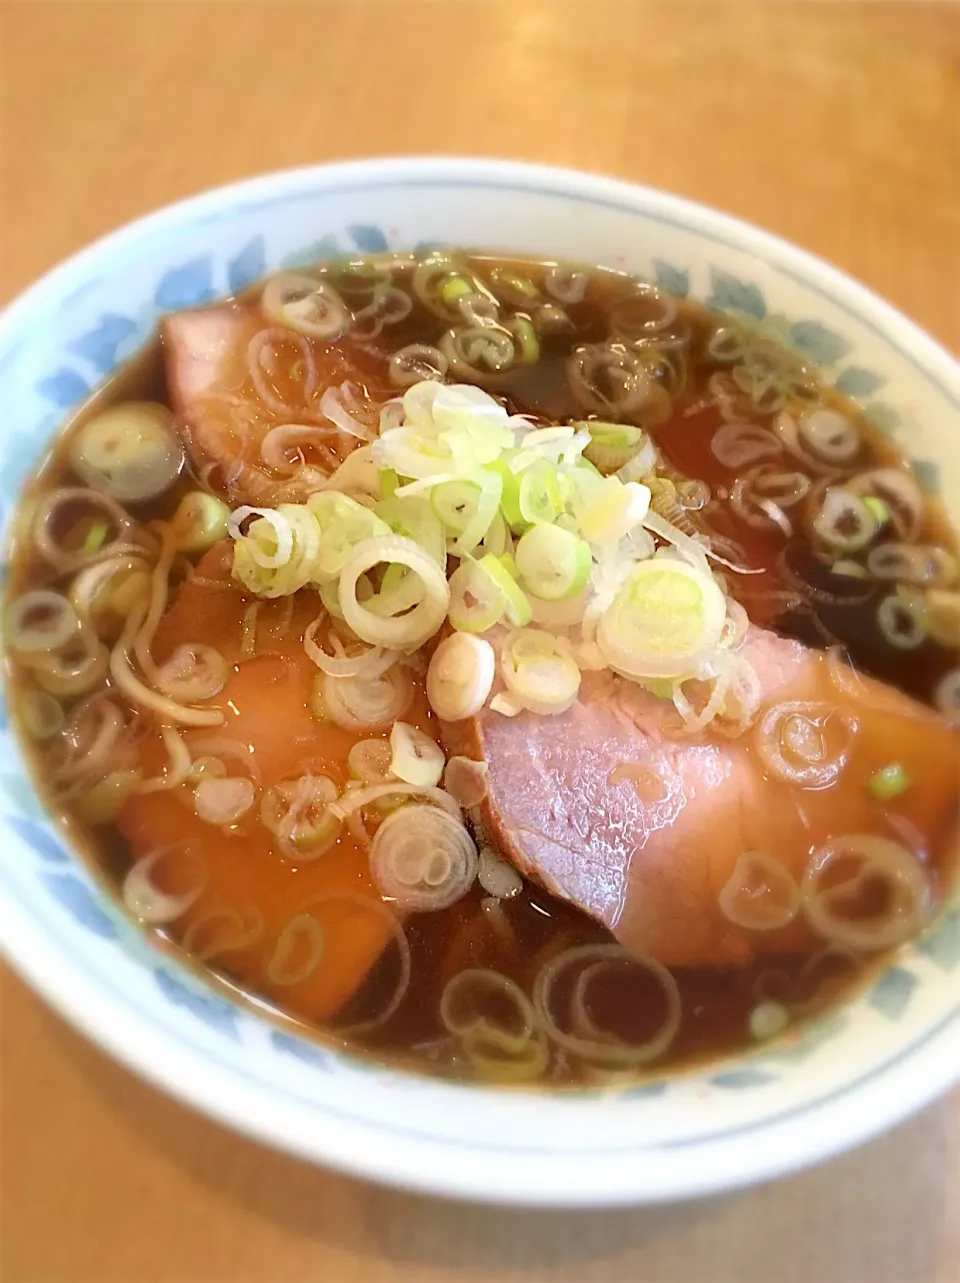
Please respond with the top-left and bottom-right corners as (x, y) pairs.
(515, 525), (592, 601)
(338, 535), (450, 651)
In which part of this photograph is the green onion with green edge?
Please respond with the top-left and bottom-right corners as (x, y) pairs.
(477, 553), (532, 627)
(366, 561), (425, 619)
(430, 479), (483, 536)
(507, 317), (539, 364)
(585, 423), (645, 450)
(489, 458), (525, 530)
(831, 559), (869, 580)
(519, 463), (563, 525)
(440, 276), (474, 307)
(429, 473), (502, 555)
(863, 495), (890, 525)
(515, 525), (592, 600)
(374, 494), (447, 567)
(867, 762), (912, 801)
(583, 422), (647, 474)
(489, 268), (539, 301)
(171, 492), (231, 553)
(378, 468), (399, 499)
(82, 522), (109, 554)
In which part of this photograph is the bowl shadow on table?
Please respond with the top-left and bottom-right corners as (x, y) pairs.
(57, 1010), (954, 1283)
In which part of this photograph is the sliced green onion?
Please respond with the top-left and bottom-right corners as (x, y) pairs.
(374, 494), (446, 567)
(535, 302), (572, 332)
(348, 737), (395, 785)
(455, 473), (501, 555)
(440, 276), (474, 307)
(519, 462), (563, 525)
(431, 383), (511, 436)
(6, 590), (80, 653)
(597, 559), (727, 679)
(749, 1001), (789, 1041)
(812, 488), (878, 553)
(867, 762), (912, 801)
(477, 554), (532, 626)
(389, 721), (445, 787)
(582, 422), (648, 474)
(490, 458), (525, 530)
(732, 360), (788, 414)
(432, 479), (482, 534)
(318, 564), (373, 621)
(528, 586), (590, 628)
(365, 562), (426, 619)
(708, 325), (749, 363)
(863, 495), (890, 525)
(338, 535), (450, 650)
(372, 426), (455, 479)
(577, 477), (651, 546)
(20, 688), (66, 739)
(378, 467), (400, 499)
(488, 268), (539, 302)
(431, 473), (502, 555)
(171, 492), (231, 553)
(440, 421), (512, 470)
(401, 379), (443, 429)
(799, 408), (860, 462)
(477, 511), (512, 558)
(325, 444), (381, 498)
(319, 577), (346, 620)
(585, 423), (644, 450)
(308, 492), (392, 579)
(868, 542), (956, 586)
(515, 525), (592, 600)
(877, 593), (926, 649)
(442, 324), (516, 375)
(511, 426), (584, 472)
(500, 628), (581, 715)
(231, 504), (322, 597)
(490, 692), (523, 717)
(448, 559), (506, 633)
(69, 401), (182, 502)
(832, 559), (869, 580)
(426, 633), (496, 719)
(82, 522), (109, 554)
(507, 316), (539, 363)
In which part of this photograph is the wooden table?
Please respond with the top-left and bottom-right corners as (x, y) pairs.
(2, 3), (958, 1280)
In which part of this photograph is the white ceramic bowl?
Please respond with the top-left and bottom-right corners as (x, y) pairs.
(0, 158), (957, 1207)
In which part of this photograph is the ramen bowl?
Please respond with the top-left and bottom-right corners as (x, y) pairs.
(0, 157), (957, 1207)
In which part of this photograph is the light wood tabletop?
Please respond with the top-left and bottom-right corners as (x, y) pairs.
(1, 2), (958, 1281)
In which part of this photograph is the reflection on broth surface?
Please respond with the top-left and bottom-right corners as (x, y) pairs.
(4, 250), (959, 1085)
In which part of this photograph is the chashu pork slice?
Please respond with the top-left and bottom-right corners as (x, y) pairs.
(162, 303), (387, 505)
(441, 626), (960, 969)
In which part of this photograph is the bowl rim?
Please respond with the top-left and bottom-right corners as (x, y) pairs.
(0, 156), (957, 1206)
(3, 871), (959, 1208)
(1, 156), (958, 406)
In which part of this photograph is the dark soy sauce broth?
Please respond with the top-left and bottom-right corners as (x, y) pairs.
(4, 251), (957, 1086)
